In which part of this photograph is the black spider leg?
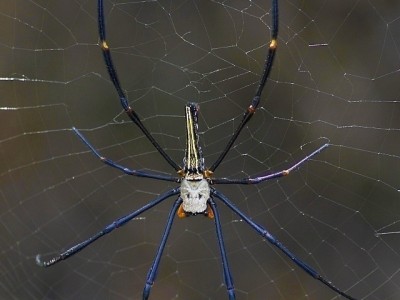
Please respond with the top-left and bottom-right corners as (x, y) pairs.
(209, 0), (279, 173)
(97, 0), (181, 172)
(208, 198), (235, 300)
(36, 188), (180, 267)
(143, 198), (182, 300)
(211, 188), (358, 300)
(212, 143), (328, 184)
(143, 198), (236, 300)
(73, 127), (179, 183)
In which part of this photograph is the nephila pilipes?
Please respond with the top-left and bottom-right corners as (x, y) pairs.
(36, 0), (358, 299)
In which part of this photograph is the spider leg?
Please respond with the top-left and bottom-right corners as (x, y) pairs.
(209, 0), (278, 173)
(73, 127), (179, 183)
(36, 187), (180, 267)
(208, 198), (235, 300)
(97, 0), (181, 172)
(211, 188), (358, 300)
(211, 143), (328, 185)
(143, 198), (182, 300)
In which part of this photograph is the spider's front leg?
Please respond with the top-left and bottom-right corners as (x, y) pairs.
(212, 188), (358, 300)
(175, 175), (236, 299)
(36, 188), (180, 268)
(143, 198), (182, 300)
(209, 198), (235, 300)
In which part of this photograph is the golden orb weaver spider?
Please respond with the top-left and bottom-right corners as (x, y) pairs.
(36, 0), (358, 299)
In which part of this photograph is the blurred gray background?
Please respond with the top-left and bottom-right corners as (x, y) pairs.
(1, 0), (400, 299)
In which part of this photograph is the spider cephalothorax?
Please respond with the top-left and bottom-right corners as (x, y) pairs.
(179, 178), (211, 217)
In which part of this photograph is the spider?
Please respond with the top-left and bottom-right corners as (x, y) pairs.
(36, 0), (357, 299)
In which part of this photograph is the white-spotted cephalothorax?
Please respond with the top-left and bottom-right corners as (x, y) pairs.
(180, 178), (210, 215)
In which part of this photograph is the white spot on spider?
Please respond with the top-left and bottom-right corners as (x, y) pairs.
(180, 178), (210, 214)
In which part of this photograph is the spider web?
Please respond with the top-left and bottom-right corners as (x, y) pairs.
(1, 0), (400, 299)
